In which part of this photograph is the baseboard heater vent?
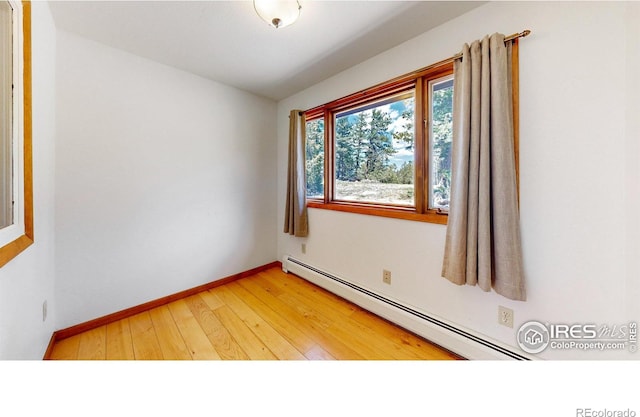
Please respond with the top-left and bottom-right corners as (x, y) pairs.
(283, 256), (529, 360)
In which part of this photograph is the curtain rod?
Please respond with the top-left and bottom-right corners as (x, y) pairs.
(505, 29), (531, 42)
(394, 29), (532, 84)
(301, 29), (531, 116)
(452, 30), (531, 60)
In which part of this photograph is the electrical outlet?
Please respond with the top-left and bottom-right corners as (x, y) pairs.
(42, 300), (48, 322)
(301, 243), (306, 254)
(498, 306), (513, 328)
(383, 270), (391, 285)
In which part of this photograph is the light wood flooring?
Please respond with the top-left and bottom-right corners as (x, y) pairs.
(48, 267), (460, 360)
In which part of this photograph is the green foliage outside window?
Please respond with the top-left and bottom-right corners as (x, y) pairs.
(431, 80), (453, 209)
(305, 119), (324, 198)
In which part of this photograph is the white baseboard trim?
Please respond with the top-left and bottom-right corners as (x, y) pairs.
(282, 255), (531, 360)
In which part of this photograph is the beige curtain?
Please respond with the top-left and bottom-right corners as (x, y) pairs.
(284, 110), (309, 237)
(442, 33), (526, 301)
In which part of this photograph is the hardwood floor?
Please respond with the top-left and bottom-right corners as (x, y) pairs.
(48, 267), (461, 360)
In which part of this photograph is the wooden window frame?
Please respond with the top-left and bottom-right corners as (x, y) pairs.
(305, 62), (454, 224)
(0, 1), (33, 268)
(305, 41), (520, 224)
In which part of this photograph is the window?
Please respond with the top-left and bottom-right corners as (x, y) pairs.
(305, 61), (455, 224)
(305, 117), (324, 199)
(333, 91), (415, 206)
(0, 0), (33, 269)
(305, 47), (519, 224)
(428, 74), (454, 211)
(1, 0), (14, 230)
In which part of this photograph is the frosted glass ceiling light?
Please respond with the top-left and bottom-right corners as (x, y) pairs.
(254, 0), (301, 29)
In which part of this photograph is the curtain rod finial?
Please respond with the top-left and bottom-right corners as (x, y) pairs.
(521, 29), (531, 37)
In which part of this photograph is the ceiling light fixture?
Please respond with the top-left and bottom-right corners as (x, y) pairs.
(253, 0), (301, 29)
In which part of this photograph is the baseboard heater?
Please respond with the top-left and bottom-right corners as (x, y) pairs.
(283, 256), (529, 360)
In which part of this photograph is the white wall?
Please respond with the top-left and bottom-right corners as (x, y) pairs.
(0, 2), (57, 359)
(625, 1), (640, 334)
(55, 31), (277, 329)
(277, 1), (640, 359)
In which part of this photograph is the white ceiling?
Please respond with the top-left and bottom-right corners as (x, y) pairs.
(49, 1), (484, 101)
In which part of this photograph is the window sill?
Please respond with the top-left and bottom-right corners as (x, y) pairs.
(307, 200), (448, 224)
